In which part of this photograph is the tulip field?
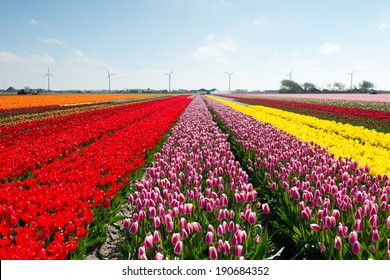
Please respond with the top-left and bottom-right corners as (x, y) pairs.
(0, 93), (389, 260)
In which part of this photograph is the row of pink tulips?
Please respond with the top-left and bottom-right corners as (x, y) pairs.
(205, 97), (390, 260)
(123, 96), (270, 260)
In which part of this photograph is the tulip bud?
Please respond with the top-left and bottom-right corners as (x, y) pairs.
(310, 223), (321, 231)
(334, 236), (342, 250)
(262, 203), (270, 215)
(205, 231), (214, 245)
(353, 219), (362, 232)
(154, 252), (165, 260)
(129, 222), (139, 234)
(369, 214), (378, 228)
(144, 235), (154, 249)
(318, 242), (326, 252)
(352, 241), (361, 255)
(386, 216), (390, 230)
(208, 246), (218, 260)
(372, 228), (380, 242)
(248, 211), (257, 224)
(153, 231), (161, 243)
(234, 245), (244, 257)
(172, 232), (180, 245)
(223, 241), (231, 254)
(348, 231), (359, 245)
(174, 241), (183, 255)
(123, 218), (131, 229)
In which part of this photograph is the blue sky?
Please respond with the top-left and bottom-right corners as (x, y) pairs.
(1, 0), (390, 91)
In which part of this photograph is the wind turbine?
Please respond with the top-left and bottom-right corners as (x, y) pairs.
(285, 68), (293, 81)
(225, 71), (234, 92)
(43, 68), (54, 91)
(164, 70), (173, 92)
(106, 69), (115, 93)
(346, 70), (354, 90)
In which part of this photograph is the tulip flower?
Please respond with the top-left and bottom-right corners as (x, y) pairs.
(248, 211), (257, 224)
(123, 218), (131, 229)
(172, 233), (180, 245)
(334, 236), (342, 250)
(310, 223), (321, 232)
(372, 228), (380, 242)
(173, 241), (183, 255)
(208, 246), (218, 260)
(348, 231), (358, 245)
(352, 241), (361, 255)
(205, 231), (214, 245)
(129, 222), (139, 234)
(234, 245), (244, 257)
(318, 242), (326, 252)
(154, 252), (165, 260)
(262, 203), (270, 214)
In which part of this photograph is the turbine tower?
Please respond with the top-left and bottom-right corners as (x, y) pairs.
(225, 71), (234, 92)
(164, 70), (173, 92)
(106, 69), (115, 93)
(346, 70), (354, 90)
(285, 68), (293, 81)
(43, 68), (54, 91)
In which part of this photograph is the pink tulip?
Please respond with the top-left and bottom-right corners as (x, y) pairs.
(332, 209), (340, 220)
(248, 211), (257, 224)
(144, 235), (154, 249)
(369, 245), (376, 255)
(310, 223), (321, 232)
(207, 224), (214, 233)
(166, 221), (174, 232)
(179, 217), (187, 230)
(172, 232), (180, 245)
(262, 203), (270, 214)
(353, 219), (362, 232)
(208, 246), (218, 260)
(234, 245), (244, 257)
(334, 236), (342, 250)
(174, 241), (183, 255)
(191, 222), (202, 232)
(123, 218), (131, 229)
(386, 250), (390, 260)
(217, 224), (224, 236)
(154, 252), (165, 260)
(153, 231), (161, 243)
(352, 241), (361, 255)
(138, 246), (145, 257)
(223, 241), (231, 254)
(148, 207), (156, 218)
(255, 234), (262, 243)
(231, 235), (238, 247)
(372, 228), (380, 242)
(387, 238), (390, 250)
(348, 231), (358, 245)
(205, 231), (214, 245)
(181, 228), (188, 240)
(318, 242), (326, 252)
(386, 216), (390, 230)
(217, 239), (224, 252)
(129, 221), (139, 234)
(369, 214), (378, 228)
(338, 223), (348, 238)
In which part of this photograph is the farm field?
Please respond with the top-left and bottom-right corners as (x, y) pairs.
(0, 93), (389, 260)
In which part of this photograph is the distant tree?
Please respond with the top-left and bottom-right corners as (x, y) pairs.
(280, 79), (303, 93)
(302, 82), (317, 92)
(359, 80), (374, 92)
(333, 82), (345, 91)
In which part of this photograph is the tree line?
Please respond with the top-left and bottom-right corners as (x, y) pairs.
(280, 80), (375, 93)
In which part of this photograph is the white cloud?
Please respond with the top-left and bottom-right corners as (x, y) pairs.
(319, 42), (341, 55)
(288, 50), (301, 57)
(29, 19), (38, 26)
(0, 51), (55, 65)
(379, 22), (389, 29)
(38, 37), (64, 45)
(74, 49), (106, 67)
(253, 17), (269, 26)
(191, 36), (236, 64)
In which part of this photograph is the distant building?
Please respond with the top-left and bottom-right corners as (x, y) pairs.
(6, 86), (16, 92)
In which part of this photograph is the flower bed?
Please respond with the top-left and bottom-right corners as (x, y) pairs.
(0, 96), (191, 259)
(122, 96), (270, 260)
(205, 96), (390, 260)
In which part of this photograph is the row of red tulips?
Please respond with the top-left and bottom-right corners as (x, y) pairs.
(123, 96), (270, 260)
(205, 97), (390, 259)
(0, 96), (191, 259)
(0, 98), (172, 180)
